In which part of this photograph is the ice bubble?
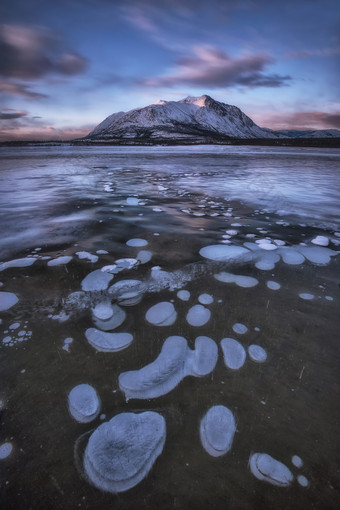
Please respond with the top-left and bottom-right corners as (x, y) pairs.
(221, 338), (246, 370)
(311, 235), (329, 246)
(0, 442), (13, 459)
(9, 322), (20, 330)
(0, 292), (19, 311)
(126, 197), (139, 205)
(297, 475), (309, 487)
(186, 304), (211, 327)
(126, 238), (148, 247)
(68, 384), (100, 423)
(198, 294), (213, 305)
(62, 337), (73, 352)
(232, 323), (248, 335)
(84, 411), (166, 493)
(0, 257), (36, 271)
(92, 304), (126, 331)
(226, 230), (238, 235)
(248, 344), (267, 363)
(152, 207), (163, 212)
(298, 246), (337, 265)
(137, 250), (152, 264)
(266, 281), (281, 290)
(187, 336), (218, 376)
(177, 290), (190, 301)
(145, 301), (177, 326)
(299, 293), (314, 300)
(279, 248), (305, 265)
(47, 256), (72, 266)
(81, 270), (113, 291)
(214, 272), (258, 288)
(96, 249), (108, 255)
(109, 279), (145, 306)
(291, 455), (303, 468)
(76, 251), (99, 263)
(254, 252), (280, 271)
(85, 328), (133, 352)
(249, 453), (293, 487)
(200, 405), (236, 457)
(199, 244), (250, 262)
(325, 295), (333, 301)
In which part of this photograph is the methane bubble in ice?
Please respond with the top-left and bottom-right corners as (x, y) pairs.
(266, 281), (281, 290)
(279, 248), (305, 265)
(81, 270), (113, 291)
(299, 293), (314, 300)
(221, 338), (246, 370)
(298, 246), (337, 265)
(0, 257), (36, 271)
(137, 250), (152, 264)
(177, 290), (190, 301)
(0, 292), (19, 311)
(0, 442), (13, 459)
(119, 336), (217, 401)
(249, 453), (293, 487)
(198, 294), (213, 305)
(126, 238), (148, 247)
(214, 272), (258, 288)
(126, 197), (139, 205)
(83, 411), (166, 493)
(145, 302), (177, 326)
(311, 235), (329, 246)
(85, 328), (133, 352)
(200, 405), (236, 457)
(109, 280), (145, 306)
(186, 305), (211, 327)
(68, 384), (100, 423)
(76, 251), (99, 263)
(232, 323), (248, 335)
(199, 244), (250, 262)
(297, 475), (309, 487)
(248, 344), (267, 363)
(47, 256), (72, 267)
(291, 455), (303, 468)
(92, 304), (126, 331)
(254, 252), (280, 270)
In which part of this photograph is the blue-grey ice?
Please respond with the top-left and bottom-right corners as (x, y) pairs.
(198, 294), (213, 305)
(249, 453), (293, 487)
(137, 250), (152, 264)
(214, 271), (258, 288)
(177, 289), (190, 301)
(109, 279), (145, 306)
(0, 292), (19, 311)
(0, 442), (13, 459)
(145, 301), (177, 326)
(81, 270), (113, 291)
(68, 384), (100, 423)
(248, 344), (267, 363)
(279, 248), (305, 265)
(0, 257), (36, 271)
(297, 475), (309, 487)
(126, 238), (148, 247)
(297, 246), (337, 265)
(47, 256), (72, 267)
(92, 303), (126, 331)
(126, 197), (140, 205)
(221, 338), (246, 370)
(299, 293), (314, 300)
(76, 251), (99, 263)
(199, 244), (250, 262)
(85, 328), (133, 352)
(186, 304), (211, 326)
(311, 235), (329, 246)
(232, 323), (248, 335)
(119, 336), (217, 401)
(102, 258), (139, 274)
(200, 405), (236, 457)
(291, 455), (303, 468)
(266, 281), (281, 290)
(254, 252), (280, 270)
(84, 411), (165, 493)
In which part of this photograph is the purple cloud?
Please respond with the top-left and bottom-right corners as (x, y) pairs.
(0, 81), (47, 99)
(261, 111), (340, 130)
(0, 108), (27, 119)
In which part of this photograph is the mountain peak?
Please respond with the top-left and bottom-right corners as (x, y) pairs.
(180, 95), (214, 107)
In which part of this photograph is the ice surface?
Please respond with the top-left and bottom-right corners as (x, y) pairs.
(177, 289), (190, 301)
(137, 250), (152, 264)
(0, 442), (13, 459)
(85, 328), (133, 352)
(266, 281), (281, 290)
(248, 344), (267, 363)
(298, 246), (337, 264)
(232, 323), (248, 335)
(126, 197), (140, 205)
(254, 252), (280, 270)
(109, 279), (145, 306)
(291, 455), (303, 468)
(76, 251), (99, 263)
(279, 248), (305, 265)
(214, 271), (258, 288)
(68, 384), (100, 423)
(81, 270), (113, 291)
(0, 257), (36, 271)
(198, 293), (213, 305)
(47, 256), (72, 266)
(311, 235), (329, 246)
(92, 304), (126, 331)
(92, 302), (114, 320)
(299, 293), (314, 300)
(126, 238), (148, 247)
(84, 411), (166, 493)
(186, 304), (211, 326)
(249, 453), (293, 487)
(221, 338), (246, 370)
(0, 292), (19, 311)
(200, 405), (236, 457)
(199, 244), (250, 262)
(145, 301), (177, 326)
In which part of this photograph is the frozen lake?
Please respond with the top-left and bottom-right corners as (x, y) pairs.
(0, 145), (339, 509)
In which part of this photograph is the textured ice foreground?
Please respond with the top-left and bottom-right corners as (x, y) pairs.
(249, 453), (293, 487)
(200, 405), (236, 457)
(214, 271), (258, 288)
(119, 336), (218, 400)
(221, 338), (246, 370)
(68, 384), (100, 423)
(0, 292), (19, 311)
(109, 279), (145, 306)
(145, 301), (177, 326)
(84, 412), (166, 493)
(85, 328), (133, 352)
(199, 244), (250, 262)
(186, 304), (211, 326)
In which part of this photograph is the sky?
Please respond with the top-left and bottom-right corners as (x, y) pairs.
(0, 0), (339, 140)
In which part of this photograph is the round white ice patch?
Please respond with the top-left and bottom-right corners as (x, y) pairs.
(145, 301), (177, 326)
(186, 305), (211, 327)
(126, 238), (148, 247)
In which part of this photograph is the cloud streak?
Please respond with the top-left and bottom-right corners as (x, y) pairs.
(261, 111), (340, 130)
(0, 109), (27, 119)
(0, 81), (47, 99)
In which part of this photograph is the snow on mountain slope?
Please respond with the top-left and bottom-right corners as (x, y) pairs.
(274, 129), (340, 138)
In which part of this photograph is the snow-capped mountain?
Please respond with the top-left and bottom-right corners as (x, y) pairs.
(84, 95), (277, 141)
(274, 129), (340, 139)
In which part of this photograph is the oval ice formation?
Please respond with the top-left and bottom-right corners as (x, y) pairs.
(126, 197), (139, 205)
(221, 338), (246, 370)
(126, 238), (148, 247)
(297, 246), (337, 265)
(0, 442), (13, 459)
(186, 304), (211, 327)
(177, 289), (190, 301)
(299, 293), (314, 300)
(291, 455), (303, 468)
(109, 279), (145, 306)
(84, 411), (166, 493)
(198, 293), (213, 305)
(311, 235), (329, 246)
(200, 405), (236, 457)
(76, 251), (99, 263)
(0, 292), (19, 312)
(0, 257), (36, 271)
(199, 244), (250, 262)
(136, 250), (152, 264)
(119, 336), (188, 400)
(47, 256), (72, 267)
(68, 384), (100, 423)
(254, 252), (280, 270)
(214, 272), (258, 288)
(81, 269), (113, 291)
(248, 344), (267, 363)
(279, 248), (305, 265)
(297, 475), (309, 487)
(145, 301), (177, 326)
(232, 323), (248, 335)
(85, 328), (133, 352)
(92, 304), (126, 331)
(188, 336), (218, 376)
(249, 453), (293, 487)
(266, 281), (281, 290)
